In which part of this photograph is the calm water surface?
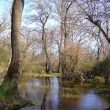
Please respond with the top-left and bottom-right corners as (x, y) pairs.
(19, 78), (110, 110)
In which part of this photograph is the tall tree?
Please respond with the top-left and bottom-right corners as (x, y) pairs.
(54, 0), (74, 74)
(2, 0), (24, 96)
(30, 0), (51, 74)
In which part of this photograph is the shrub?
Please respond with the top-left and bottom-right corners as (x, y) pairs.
(34, 65), (45, 73)
(92, 56), (110, 76)
(93, 76), (105, 84)
(85, 79), (93, 84)
(77, 62), (94, 73)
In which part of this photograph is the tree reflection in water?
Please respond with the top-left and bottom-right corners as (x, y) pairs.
(19, 78), (110, 110)
(41, 86), (48, 110)
(41, 77), (51, 110)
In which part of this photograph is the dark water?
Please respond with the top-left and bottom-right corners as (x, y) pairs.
(19, 78), (110, 110)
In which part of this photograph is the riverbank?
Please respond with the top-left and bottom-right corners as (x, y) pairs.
(21, 73), (61, 78)
(0, 99), (39, 110)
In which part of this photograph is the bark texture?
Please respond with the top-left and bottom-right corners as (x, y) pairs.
(2, 0), (24, 96)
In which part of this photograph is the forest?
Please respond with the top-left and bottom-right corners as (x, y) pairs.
(0, 0), (110, 110)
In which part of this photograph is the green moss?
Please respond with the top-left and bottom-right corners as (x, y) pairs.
(19, 99), (40, 106)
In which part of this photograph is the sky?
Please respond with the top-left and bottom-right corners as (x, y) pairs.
(0, 0), (101, 53)
(0, 0), (11, 16)
(0, 1), (6, 12)
(0, 0), (58, 30)
(0, 1), (4, 11)
(0, 0), (31, 19)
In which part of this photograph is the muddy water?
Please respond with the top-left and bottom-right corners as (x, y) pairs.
(19, 78), (110, 110)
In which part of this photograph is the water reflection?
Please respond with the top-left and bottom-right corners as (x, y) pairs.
(19, 78), (110, 110)
(78, 91), (109, 110)
(40, 77), (58, 110)
(41, 78), (50, 110)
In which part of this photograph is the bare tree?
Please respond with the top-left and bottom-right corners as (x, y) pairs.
(0, 20), (5, 33)
(30, 0), (52, 74)
(76, 0), (110, 83)
(53, 0), (74, 74)
(76, 0), (110, 43)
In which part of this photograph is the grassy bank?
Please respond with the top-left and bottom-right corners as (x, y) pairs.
(22, 73), (61, 78)
(0, 80), (40, 110)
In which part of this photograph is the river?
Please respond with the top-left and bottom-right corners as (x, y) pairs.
(19, 78), (110, 110)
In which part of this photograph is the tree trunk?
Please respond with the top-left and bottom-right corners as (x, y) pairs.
(62, 12), (68, 75)
(60, 1), (73, 75)
(57, 45), (62, 73)
(57, 22), (63, 73)
(2, 0), (24, 97)
(42, 26), (51, 74)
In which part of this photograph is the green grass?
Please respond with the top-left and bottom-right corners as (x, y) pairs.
(19, 99), (40, 106)
(22, 73), (61, 78)
(0, 80), (40, 109)
(61, 94), (81, 98)
(60, 82), (110, 99)
(0, 81), (17, 103)
(0, 87), (40, 109)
